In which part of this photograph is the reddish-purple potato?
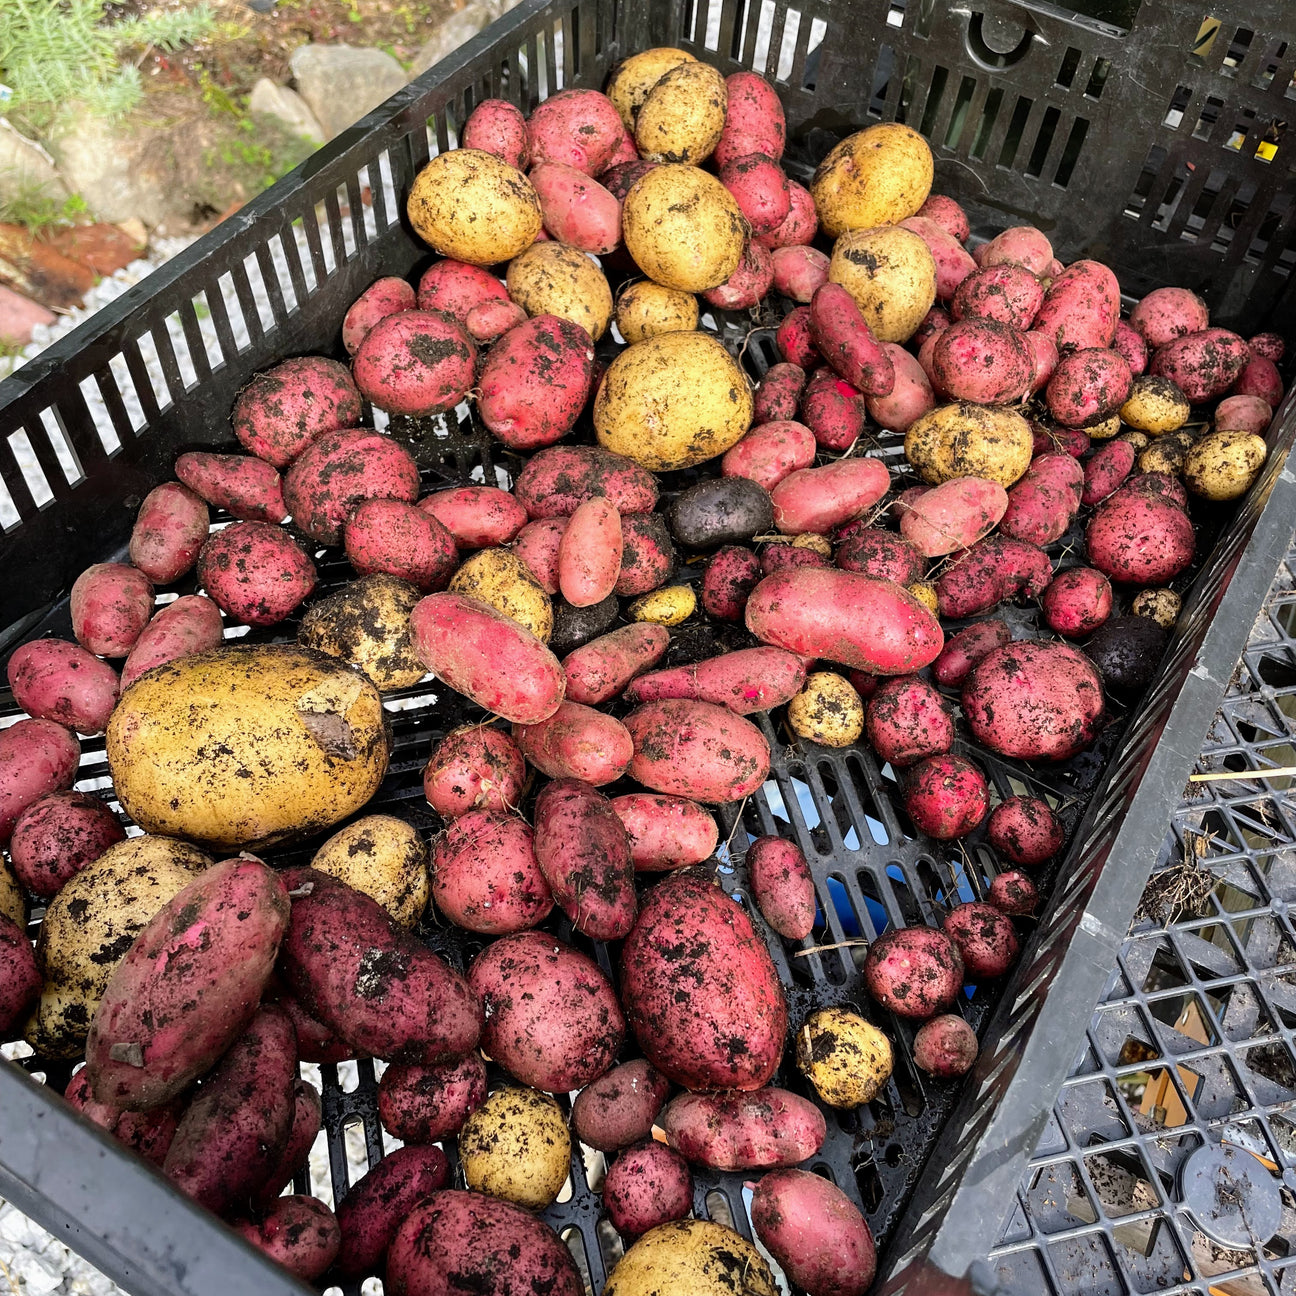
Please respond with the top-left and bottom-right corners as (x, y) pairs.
(661, 1087), (826, 1169)
(715, 71), (786, 167)
(1129, 286), (1209, 349)
(979, 226), (1053, 275)
(231, 356), (362, 468)
(128, 483), (209, 584)
(988, 870), (1039, 915)
(603, 1142), (694, 1238)
(63, 1069), (182, 1166)
(559, 497), (622, 608)
(255, 1078), (323, 1209)
(1215, 394), (1273, 435)
(702, 240), (774, 311)
(1113, 320), (1148, 375)
(863, 926), (964, 1019)
(377, 1056), (488, 1145)
(1046, 347), (1133, 427)
(336, 1145), (451, 1278)
(701, 545), (762, 621)
(174, 452), (288, 524)
(1081, 439), (1136, 506)
(757, 179), (817, 249)
(624, 700), (771, 803)
(10, 792), (125, 899)
(747, 835), (816, 940)
(527, 88), (624, 175)
(943, 902), (1020, 979)
(343, 277), (417, 354)
(951, 263), (1043, 330)
(1085, 489), (1195, 585)
(616, 513), (675, 597)
(420, 485), (527, 550)
(777, 304), (821, 368)
(121, 596), (224, 690)
(987, 795), (1064, 867)
(916, 193), (970, 243)
(0, 718), (81, 843)
(1041, 566), (1113, 637)
(935, 535), (1053, 619)
(563, 624), (670, 706)
(416, 260), (508, 321)
(835, 528), (924, 585)
(422, 725), (525, 819)
(196, 521), (317, 625)
(931, 619), (1011, 688)
(904, 754), (989, 839)
(70, 563), (154, 658)
(462, 99), (529, 168)
(912, 1014), (979, 1078)
(753, 363), (808, 424)
(0, 914), (40, 1035)
(1234, 355), (1284, 407)
(8, 639), (120, 734)
(865, 675), (954, 768)
(570, 1059), (671, 1153)
(353, 310), (476, 416)
(234, 1195), (340, 1282)
(1149, 327), (1249, 402)
(810, 283), (895, 397)
(431, 809), (552, 934)
(513, 445), (658, 519)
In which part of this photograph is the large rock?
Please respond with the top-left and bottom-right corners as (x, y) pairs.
(0, 123), (71, 205)
(249, 78), (325, 146)
(289, 45), (407, 140)
(46, 114), (178, 226)
(409, 0), (526, 78)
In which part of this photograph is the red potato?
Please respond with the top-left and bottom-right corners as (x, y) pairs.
(752, 363), (808, 423)
(913, 194), (968, 242)
(1082, 438), (1136, 506)
(1042, 566), (1112, 636)
(1046, 347), (1133, 427)
(1033, 260), (1121, 351)
(989, 869), (1039, 914)
(345, 499), (459, 592)
(410, 592), (564, 725)
(431, 809), (551, 933)
(469, 929), (625, 1091)
(275, 991), (354, 1064)
(1248, 332), (1284, 361)
(987, 795), (1064, 866)
(836, 528), (924, 585)
(335, 1145), (452, 1277)
(771, 246), (830, 303)
(719, 153), (790, 234)
(917, 328), (941, 389)
(979, 226), (1053, 275)
(931, 318), (1033, 404)
(604, 126), (639, 167)
(128, 483), (209, 584)
(1215, 394), (1273, 434)
(777, 304), (821, 368)
(1033, 424), (1089, 458)
(771, 457), (890, 534)
(477, 314), (594, 450)
(8, 639), (119, 734)
(865, 675), (954, 767)
(932, 619), (1011, 687)
(10, 792), (124, 899)
(527, 88), (625, 174)
(174, 452), (288, 524)
(63, 1069), (181, 1166)
(514, 700), (633, 784)
(758, 180), (817, 249)
(563, 623), (669, 705)
(71, 562), (153, 658)
(0, 915), (40, 1035)
(1026, 329), (1060, 393)
(912, 1014), (979, 1078)
(512, 517), (566, 593)
(1129, 286), (1209, 349)
(513, 444), (658, 518)
(466, 297), (528, 343)
(998, 454), (1084, 547)
(621, 870), (786, 1090)
(611, 793), (718, 871)
(120, 595), (224, 688)
(624, 699), (771, 803)
(416, 259), (508, 321)
(624, 646), (807, 715)
(377, 1057), (487, 1145)
(899, 477), (1007, 557)
(746, 567), (944, 674)
(278, 867), (482, 1064)
(904, 754), (989, 839)
(196, 522), (316, 626)
(604, 1143), (693, 1238)
(762, 544), (829, 574)
(944, 901), (1019, 979)
(810, 283), (895, 396)
(420, 485), (526, 549)
(702, 239), (774, 310)
(747, 835), (815, 940)
(571, 1059), (670, 1152)
(423, 724), (525, 819)
(255, 1077), (323, 1209)
(462, 98), (529, 169)
(963, 640), (1104, 760)
(353, 310), (476, 416)
(866, 344), (936, 433)
(914, 305), (952, 347)
(801, 368), (865, 451)
(715, 71), (786, 166)
(1113, 320), (1148, 375)
(533, 778), (636, 938)
(898, 215), (977, 301)
(952, 263), (1044, 330)
(722, 420), (817, 492)
(661, 1088), (825, 1169)
(231, 356), (362, 468)
(935, 535), (1053, 618)
(701, 544), (762, 621)
(617, 512), (675, 596)
(751, 1169), (876, 1296)
(529, 163), (621, 253)
(1119, 472), (1189, 509)
(599, 158), (656, 201)
(1234, 355), (1284, 406)
(1085, 489), (1195, 585)
(559, 496), (622, 607)
(343, 277), (417, 354)
(235, 1196), (340, 1282)
(863, 926), (963, 1019)
(0, 718), (80, 842)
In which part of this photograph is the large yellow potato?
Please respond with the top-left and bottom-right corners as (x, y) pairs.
(1184, 429), (1267, 500)
(107, 645), (390, 851)
(310, 814), (429, 928)
(595, 331), (753, 471)
(606, 47), (696, 131)
(27, 836), (211, 1058)
(459, 1088), (571, 1210)
(905, 402), (1034, 486)
(622, 165), (746, 292)
(605, 1221), (778, 1296)
(505, 241), (613, 340)
(449, 548), (553, 642)
(407, 149), (542, 265)
(615, 280), (698, 343)
(298, 574), (426, 690)
(811, 123), (933, 237)
(829, 225), (937, 343)
(635, 61), (727, 163)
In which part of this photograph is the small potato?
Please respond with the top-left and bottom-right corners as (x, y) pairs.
(1215, 393), (1273, 435)
(345, 499), (458, 593)
(1140, 432), (1198, 477)
(777, 303), (820, 367)
(661, 1087), (826, 1170)
(514, 700), (632, 785)
(352, 310), (476, 417)
(421, 484), (527, 549)
(1150, 327), (1250, 402)
(904, 401), (1034, 486)
(917, 193), (970, 242)
(701, 238), (774, 310)
(614, 280), (698, 343)
(635, 60), (727, 163)
(530, 163), (621, 254)
(606, 48), (696, 131)
(559, 497), (622, 607)
(460, 1087), (572, 1210)
(604, 1143), (693, 1238)
(129, 483), (209, 584)
(979, 225), (1053, 275)
(720, 152), (791, 235)
(899, 215), (976, 302)
(298, 574), (425, 690)
(10, 792), (125, 900)
(564, 623), (669, 705)
(424, 724), (525, 818)
(669, 477), (773, 550)
(836, 528), (924, 584)
(987, 795), (1063, 867)
(1081, 439), (1136, 507)
(550, 593), (620, 653)
(1183, 428), (1267, 501)
(174, 452), (287, 524)
(758, 180), (817, 250)
(1119, 373), (1190, 435)
(716, 70), (786, 166)
(753, 363), (807, 425)
(199, 522), (317, 627)
(630, 584), (697, 625)
(1132, 588), (1181, 630)
(796, 1006), (893, 1107)
(863, 926), (963, 1019)
(512, 517), (566, 594)
(310, 815), (428, 928)
(865, 674), (953, 767)
(701, 545), (761, 621)
(1113, 319), (1148, 375)
(722, 420), (816, 491)
(944, 901), (1019, 979)
(234, 1195), (339, 1283)
(612, 793), (718, 871)
(904, 753), (989, 839)
(467, 297), (528, 342)
(408, 149), (542, 264)
(771, 458), (890, 535)
(342, 276), (417, 354)
(912, 1014), (979, 1078)
(432, 810), (551, 934)
(1235, 355), (1284, 406)
(747, 835), (815, 940)
(0, 856), (25, 928)
(866, 343), (936, 433)
(811, 123), (933, 236)
(932, 619), (1011, 688)
(829, 225), (937, 344)
(335, 1144), (451, 1277)
(71, 563), (154, 659)
(506, 241), (613, 341)
(1129, 286), (1209, 349)
(935, 534), (1053, 619)
(8, 639), (119, 735)
(450, 548), (553, 642)
(801, 368), (865, 451)
(416, 259), (508, 321)
(771, 245), (829, 303)
(231, 356), (361, 469)
(1042, 567), (1112, 637)
(625, 646), (805, 716)
(787, 671), (864, 748)
(376, 1056), (487, 1146)
(571, 1059), (670, 1152)
(461, 97), (528, 167)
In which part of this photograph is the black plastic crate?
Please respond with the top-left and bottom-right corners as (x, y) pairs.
(0, 1), (1293, 1293)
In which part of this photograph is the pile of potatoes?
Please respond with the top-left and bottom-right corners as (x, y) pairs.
(0, 41), (1289, 1296)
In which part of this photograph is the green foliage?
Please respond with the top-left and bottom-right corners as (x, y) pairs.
(0, 182), (89, 233)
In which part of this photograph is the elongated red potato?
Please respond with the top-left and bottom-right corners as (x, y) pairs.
(722, 420), (816, 491)
(421, 485), (527, 549)
(746, 567), (944, 674)
(128, 483), (209, 584)
(611, 794), (719, 871)
(932, 619), (1011, 688)
(7, 639), (119, 734)
(625, 699), (771, 803)
(562, 623), (670, 705)
(752, 364), (808, 424)
(175, 452), (288, 523)
(410, 592), (565, 725)
(0, 719), (79, 843)
(335, 1145), (451, 1278)
(345, 499), (459, 592)
(530, 163), (621, 253)
(514, 700), (633, 785)
(747, 836), (816, 939)
(866, 343), (936, 433)
(559, 496), (623, 607)
(771, 458), (890, 534)
(512, 517), (567, 594)
(255, 1077), (322, 1209)
(899, 477), (1007, 557)
(661, 1088), (826, 1169)
(121, 595), (224, 689)
(624, 646), (807, 715)
(431, 809), (551, 934)
(71, 563), (154, 658)
(809, 283), (895, 396)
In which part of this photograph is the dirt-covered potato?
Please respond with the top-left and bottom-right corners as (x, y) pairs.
(310, 815), (428, 929)
(408, 149), (542, 264)
(614, 280), (699, 343)
(571, 1059), (671, 1152)
(298, 575), (426, 690)
(635, 60), (727, 163)
(605, 1221), (777, 1296)
(811, 123), (933, 237)
(796, 1006), (892, 1108)
(596, 331), (752, 470)
(0, 857), (24, 929)
(506, 241), (613, 340)
(622, 164), (746, 292)
(829, 225), (937, 343)
(1183, 429), (1267, 500)
(606, 47), (696, 130)
(459, 1087), (572, 1210)
(787, 671), (865, 748)
(904, 401), (1034, 486)
(449, 548), (553, 642)
(1132, 588), (1181, 629)
(1119, 374), (1190, 435)
(863, 926), (963, 1019)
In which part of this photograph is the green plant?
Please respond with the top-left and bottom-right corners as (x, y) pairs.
(0, 182), (89, 233)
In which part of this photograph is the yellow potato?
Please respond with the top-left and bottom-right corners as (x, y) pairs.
(1120, 375), (1191, 435)
(1183, 429), (1267, 501)
(0, 856), (25, 928)
(828, 225), (937, 343)
(1132, 588), (1181, 630)
(635, 61), (727, 164)
(298, 574), (426, 690)
(28, 836), (211, 1058)
(1117, 429), (1150, 452)
(310, 814), (429, 928)
(787, 672), (864, 748)
(628, 585), (696, 626)
(408, 149), (542, 265)
(904, 402), (1034, 486)
(796, 1006), (893, 1107)
(107, 644), (390, 851)
(791, 532), (833, 556)
(622, 164), (745, 292)
(811, 122), (933, 237)
(595, 330), (752, 470)
(615, 280), (699, 344)
(606, 47), (696, 131)
(505, 241), (613, 341)
(909, 581), (939, 613)
(605, 1221), (777, 1296)
(1139, 429), (1196, 475)
(459, 1088), (571, 1210)
(449, 548), (553, 642)
(1086, 413), (1122, 440)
